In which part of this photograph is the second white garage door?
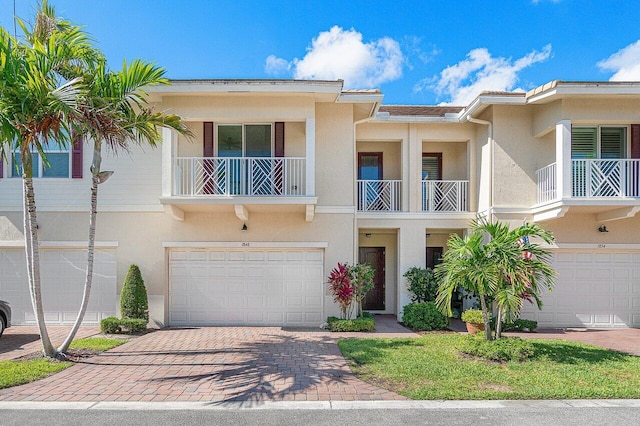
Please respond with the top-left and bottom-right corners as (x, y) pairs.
(521, 250), (640, 328)
(169, 248), (324, 327)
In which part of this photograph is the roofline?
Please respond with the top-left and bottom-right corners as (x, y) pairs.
(148, 79), (345, 95)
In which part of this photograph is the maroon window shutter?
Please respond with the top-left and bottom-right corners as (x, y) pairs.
(274, 122), (285, 157)
(203, 122), (214, 157)
(631, 124), (640, 159)
(71, 135), (83, 178)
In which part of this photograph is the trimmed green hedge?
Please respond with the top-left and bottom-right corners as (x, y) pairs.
(120, 264), (149, 321)
(100, 317), (147, 334)
(456, 334), (534, 362)
(327, 315), (375, 332)
(402, 302), (448, 331)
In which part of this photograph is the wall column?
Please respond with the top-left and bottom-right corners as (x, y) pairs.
(397, 222), (427, 320)
(556, 120), (572, 199)
(306, 118), (316, 196)
(161, 128), (176, 197)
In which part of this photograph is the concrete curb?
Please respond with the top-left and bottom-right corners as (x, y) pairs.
(0, 399), (640, 410)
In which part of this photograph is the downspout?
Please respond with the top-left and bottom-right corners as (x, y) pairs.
(466, 116), (493, 219)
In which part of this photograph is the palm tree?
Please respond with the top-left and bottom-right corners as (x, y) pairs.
(56, 59), (192, 354)
(0, 4), (92, 356)
(435, 218), (556, 340)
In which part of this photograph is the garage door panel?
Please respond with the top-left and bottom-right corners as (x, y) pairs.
(521, 249), (640, 328)
(169, 248), (323, 327)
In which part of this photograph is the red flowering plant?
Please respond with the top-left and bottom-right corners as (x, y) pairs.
(327, 263), (354, 319)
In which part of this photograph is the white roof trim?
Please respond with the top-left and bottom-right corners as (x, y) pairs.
(149, 80), (344, 95)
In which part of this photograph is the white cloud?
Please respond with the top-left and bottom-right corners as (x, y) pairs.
(264, 26), (404, 88)
(598, 40), (640, 81)
(417, 45), (552, 105)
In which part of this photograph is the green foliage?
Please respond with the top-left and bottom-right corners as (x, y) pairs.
(0, 358), (71, 389)
(491, 317), (538, 332)
(350, 263), (375, 317)
(327, 315), (375, 332)
(402, 302), (448, 331)
(404, 267), (439, 303)
(456, 334), (535, 362)
(120, 264), (149, 321)
(100, 317), (147, 334)
(338, 334), (640, 400)
(100, 317), (121, 334)
(461, 309), (484, 324)
(69, 337), (126, 351)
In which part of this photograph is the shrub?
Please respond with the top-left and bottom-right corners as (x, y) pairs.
(120, 264), (149, 321)
(491, 317), (538, 332)
(327, 315), (375, 332)
(456, 334), (535, 362)
(403, 267), (438, 303)
(402, 302), (448, 331)
(120, 318), (147, 333)
(100, 317), (147, 334)
(100, 317), (121, 334)
(461, 308), (484, 324)
(327, 263), (353, 319)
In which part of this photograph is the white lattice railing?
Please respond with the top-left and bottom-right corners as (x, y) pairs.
(421, 180), (468, 212)
(536, 162), (558, 204)
(173, 157), (306, 196)
(536, 159), (640, 202)
(357, 180), (401, 211)
(572, 159), (640, 198)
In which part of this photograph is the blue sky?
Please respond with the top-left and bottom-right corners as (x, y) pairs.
(1, 0), (639, 105)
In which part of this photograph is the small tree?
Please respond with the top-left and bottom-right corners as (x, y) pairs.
(404, 267), (438, 303)
(120, 264), (149, 321)
(349, 263), (375, 317)
(328, 263), (353, 319)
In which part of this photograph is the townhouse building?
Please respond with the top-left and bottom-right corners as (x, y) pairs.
(0, 79), (638, 328)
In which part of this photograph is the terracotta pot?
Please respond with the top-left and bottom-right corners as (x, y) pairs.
(465, 322), (485, 334)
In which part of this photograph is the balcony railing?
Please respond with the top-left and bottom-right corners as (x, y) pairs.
(357, 180), (401, 211)
(173, 157), (306, 196)
(422, 180), (469, 212)
(536, 159), (640, 203)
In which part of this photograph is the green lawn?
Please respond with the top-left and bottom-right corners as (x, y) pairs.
(339, 334), (640, 399)
(0, 337), (127, 389)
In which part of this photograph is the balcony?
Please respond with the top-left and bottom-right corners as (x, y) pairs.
(161, 156), (317, 222)
(422, 180), (469, 212)
(173, 157), (306, 197)
(357, 180), (401, 211)
(534, 159), (640, 222)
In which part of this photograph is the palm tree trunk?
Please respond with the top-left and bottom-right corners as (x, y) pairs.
(495, 306), (504, 339)
(23, 174), (55, 356)
(58, 140), (101, 353)
(478, 293), (493, 341)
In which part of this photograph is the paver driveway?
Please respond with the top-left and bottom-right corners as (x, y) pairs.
(0, 325), (413, 403)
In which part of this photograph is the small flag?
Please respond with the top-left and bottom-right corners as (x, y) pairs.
(518, 235), (533, 259)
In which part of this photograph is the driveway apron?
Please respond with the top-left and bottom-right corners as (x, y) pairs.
(0, 326), (411, 402)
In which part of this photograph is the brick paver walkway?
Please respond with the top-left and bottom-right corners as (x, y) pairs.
(0, 318), (415, 402)
(0, 326), (100, 361)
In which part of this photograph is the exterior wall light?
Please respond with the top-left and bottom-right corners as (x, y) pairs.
(598, 225), (608, 233)
(241, 223), (248, 231)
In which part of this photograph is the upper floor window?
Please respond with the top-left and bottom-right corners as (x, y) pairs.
(422, 153), (442, 180)
(11, 141), (70, 178)
(217, 124), (272, 157)
(571, 126), (627, 159)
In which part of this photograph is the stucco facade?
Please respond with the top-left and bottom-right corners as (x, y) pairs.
(0, 80), (638, 328)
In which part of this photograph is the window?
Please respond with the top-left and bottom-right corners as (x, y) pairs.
(11, 141), (70, 178)
(358, 152), (383, 180)
(571, 126), (627, 159)
(422, 153), (442, 180)
(217, 124), (272, 157)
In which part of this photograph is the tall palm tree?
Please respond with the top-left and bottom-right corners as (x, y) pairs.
(56, 59), (192, 354)
(435, 218), (556, 340)
(0, 5), (92, 356)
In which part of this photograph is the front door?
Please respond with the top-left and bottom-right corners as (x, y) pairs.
(426, 247), (443, 269)
(359, 247), (385, 311)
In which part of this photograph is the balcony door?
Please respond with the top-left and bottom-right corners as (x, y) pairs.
(358, 153), (383, 210)
(217, 124), (272, 195)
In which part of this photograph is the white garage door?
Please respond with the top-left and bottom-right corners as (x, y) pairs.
(521, 250), (640, 328)
(169, 248), (324, 327)
(0, 248), (117, 325)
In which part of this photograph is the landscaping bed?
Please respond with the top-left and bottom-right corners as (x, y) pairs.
(339, 334), (640, 399)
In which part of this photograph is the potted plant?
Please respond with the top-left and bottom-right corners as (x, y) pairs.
(461, 309), (485, 334)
